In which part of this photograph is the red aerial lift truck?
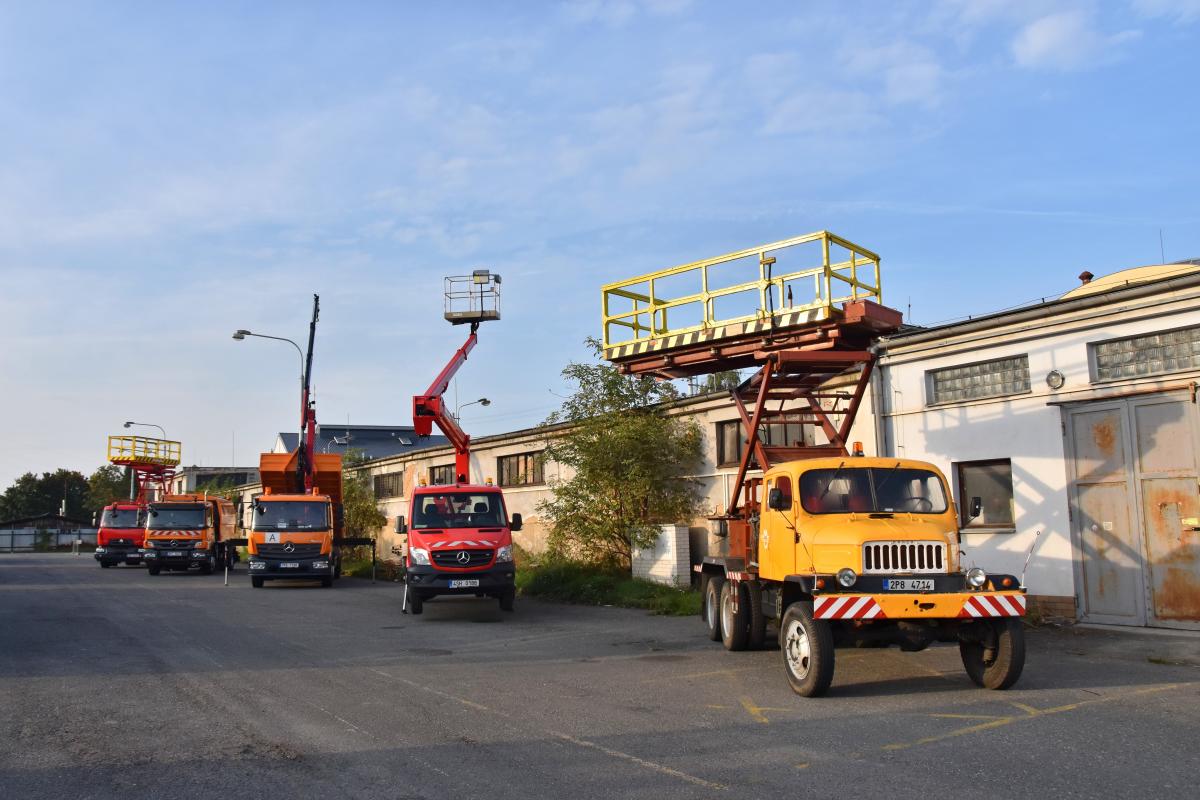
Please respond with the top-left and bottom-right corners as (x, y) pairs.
(95, 435), (181, 568)
(398, 271), (521, 615)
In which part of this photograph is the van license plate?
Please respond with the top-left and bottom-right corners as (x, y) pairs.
(280, 562), (299, 569)
(449, 579), (480, 589)
(883, 579), (934, 591)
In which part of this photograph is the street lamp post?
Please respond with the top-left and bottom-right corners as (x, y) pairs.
(232, 328), (306, 439)
(455, 397), (491, 420)
(123, 420), (167, 439)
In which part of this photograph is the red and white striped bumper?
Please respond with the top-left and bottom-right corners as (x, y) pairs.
(813, 595), (887, 620)
(958, 593), (1026, 618)
(812, 591), (1027, 621)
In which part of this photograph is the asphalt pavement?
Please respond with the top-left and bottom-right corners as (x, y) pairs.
(2, 553), (1198, 799)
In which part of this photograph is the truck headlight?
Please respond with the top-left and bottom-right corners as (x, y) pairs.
(965, 567), (987, 588)
(410, 548), (431, 565)
(836, 567), (857, 588)
(95, 547), (106, 554)
(249, 561), (266, 570)
(495, 545), (513, 563)
(311, 560), (329, 570)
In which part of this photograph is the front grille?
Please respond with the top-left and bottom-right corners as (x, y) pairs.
(432, 549), (493, 568)
(862, 541), (945, 574)
(149, 540), (194, 549)
(257, 543), (323, 558)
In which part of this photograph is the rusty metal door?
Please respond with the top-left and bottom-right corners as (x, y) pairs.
(1067, 404), (1145, 624)
(1130, 396), (1200, 628)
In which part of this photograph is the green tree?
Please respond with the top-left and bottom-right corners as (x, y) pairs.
(538, 339), (704, 567)
(86, 465), (130, 513)
(702, 370), (742, 393)
(0, 469), (89, 521)
(342, 449), (386, 539)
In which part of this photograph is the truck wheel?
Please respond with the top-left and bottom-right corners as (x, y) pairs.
(703, 575), (724, 641)
(100, 560), (112, 568)
(251, 576), (264, 588)
(747, 581), (767, 649)
(409, 591), (424, 615)
(200, 557), (214, 575)
(720, 581), (749, 651)
(780, 603), (835, 697)
(499, 588), (515, 612)
(147, 564), (161, 576)
(960, 618), (1025, 690)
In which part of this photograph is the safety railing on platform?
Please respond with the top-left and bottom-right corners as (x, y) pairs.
(601, 231), (881, 349)
(107, 435), (181, 467)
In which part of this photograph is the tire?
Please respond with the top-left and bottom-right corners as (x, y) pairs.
(960, 618), (1025, 690)
(409, 590), (424, 616)
(499, 588), (515, 612)
(747, 581), (767, 649)
(200, 557), (214, 575)
(147, 564), (161, 576)
(100, 560), (112, 569)
(702, 575), (724, 641)
(720, 581), (749, 651)
(780, 602), (835, 697)
(320, 576), (333, 588)
(251, 576), (264, 588)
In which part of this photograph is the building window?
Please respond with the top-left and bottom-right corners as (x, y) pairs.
(716, 419), (806, 467)
(373, 472), (403, 499)
(1090, 324), (1200, 382)
(429, 465), (455, 485)
(927, 355), (1030, 405)
(497, 451), (544, 487)
(956, 460), (1015, 530)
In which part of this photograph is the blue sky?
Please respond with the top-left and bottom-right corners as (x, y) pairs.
(1, 0), (1198, 485)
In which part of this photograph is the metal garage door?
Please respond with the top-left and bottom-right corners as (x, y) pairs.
(1066, 392), (1200, 629)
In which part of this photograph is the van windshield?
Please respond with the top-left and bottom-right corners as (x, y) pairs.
(252, 501), (330, 531)
(100, 507), (144, 529)
(147, 504), (207, 530)
(799, 466), (948, 515)
(412, 492), (505, 529)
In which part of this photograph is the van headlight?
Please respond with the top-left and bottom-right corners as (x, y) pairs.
(965, 567), (987, 588)
(409, 548), (431, 566)
(495, 545), (513, 563)
(836, 567), (857, 588)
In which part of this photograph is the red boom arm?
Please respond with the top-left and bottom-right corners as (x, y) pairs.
(413, 327), (478, 483)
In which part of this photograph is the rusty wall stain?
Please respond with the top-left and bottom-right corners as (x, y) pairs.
(1091, 420), (1116, 457)
(1153, 566), (1200, 621)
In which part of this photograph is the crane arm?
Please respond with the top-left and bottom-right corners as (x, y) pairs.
(413, 324), (479, 483)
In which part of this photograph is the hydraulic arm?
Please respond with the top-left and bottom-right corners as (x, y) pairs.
(413, 322), (478, 483)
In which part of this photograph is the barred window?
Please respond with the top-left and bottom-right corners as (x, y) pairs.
(1091, 325), (1200, 382)
(927, 355), (1030, 405)
(497, 451), (544, 487)
(373, 472), (403, 499)
(429, 465), (455, 485)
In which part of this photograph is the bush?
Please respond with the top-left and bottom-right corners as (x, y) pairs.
(516, 559), (700, 616)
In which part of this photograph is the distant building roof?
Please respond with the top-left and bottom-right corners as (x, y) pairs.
(0, 512), (92, 529)
(275, 424), (450, 461)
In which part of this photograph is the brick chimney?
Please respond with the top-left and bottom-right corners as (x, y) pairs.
(1078, 270), (1094, 285)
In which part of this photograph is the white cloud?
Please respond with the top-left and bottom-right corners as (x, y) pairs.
(842, 41), (944, 108)
(1132, 0), (1200, 22)
(1012, 10), (1141, 71)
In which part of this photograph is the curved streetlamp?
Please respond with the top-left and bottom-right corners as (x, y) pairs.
(123, 420), (166, 439)
(455, 397), (491, 420)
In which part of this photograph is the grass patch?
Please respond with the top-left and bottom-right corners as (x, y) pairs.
(516, 559), (700, 616)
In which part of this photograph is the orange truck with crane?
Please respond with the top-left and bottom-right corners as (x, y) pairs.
(242, 295), (373, 588)
(95, 435), (181, 568)
(601, 232), (1026, 696)
(397, 271), (520, 615)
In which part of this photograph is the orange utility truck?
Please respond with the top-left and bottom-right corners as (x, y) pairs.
(142, 493), (238, 575)
(601, 232), (1026, 696)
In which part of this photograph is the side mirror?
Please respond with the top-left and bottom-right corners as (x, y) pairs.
(510, 513), (523, 532)
(767, 488), (790, 511)
(394, 515), (407, 534)
(969, 496), (983, 519)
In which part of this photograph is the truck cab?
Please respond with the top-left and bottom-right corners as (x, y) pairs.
(142, 494), (236, 575)
(94, 503), (146, 567)
(398, 482), (520, 615)
(246, 492), (341, 587)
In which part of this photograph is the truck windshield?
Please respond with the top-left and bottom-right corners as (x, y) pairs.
(100, 507), (144, 529)
(252, 501), (330, 531)
(412, 492), (505, 529)
(147, 505), (207, 529)
(799, 467), (948, 515)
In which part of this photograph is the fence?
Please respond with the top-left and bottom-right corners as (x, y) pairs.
(0, 528), (98, 552)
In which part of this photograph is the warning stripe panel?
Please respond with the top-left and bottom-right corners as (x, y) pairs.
(959, 594), (1026, 618)
(813, 595), (886, 620)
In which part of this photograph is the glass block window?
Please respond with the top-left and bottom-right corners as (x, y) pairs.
(927, 356), (1030, 405)
(1091, 325), (1200, 382)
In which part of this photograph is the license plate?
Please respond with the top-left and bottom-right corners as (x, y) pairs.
(449, 579), (480, 589)
(166, 551), (184, 557)
(883, 578), (935, 591)
(280, 562), (299, 569)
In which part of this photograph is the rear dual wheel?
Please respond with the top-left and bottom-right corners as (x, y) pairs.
(702, 576), (724, 641)
(717, 580), (767, 651)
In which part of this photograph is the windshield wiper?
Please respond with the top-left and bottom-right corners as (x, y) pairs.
(874, 461), (903, 493)
(819, 461), (846, 499)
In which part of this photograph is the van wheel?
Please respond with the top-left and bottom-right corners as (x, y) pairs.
(780, 603), (834, 697)
(961, 618), (1025, 690)
(702, 575), (724, 641)
(720, 581), (749, 651)
(251, 576), (264, 588)
(147, 564), (160, 576)
(409, 591), (424, 615)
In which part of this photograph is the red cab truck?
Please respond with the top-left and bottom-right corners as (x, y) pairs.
(94, 502), (146, 567)
(397, 481), (520, 614)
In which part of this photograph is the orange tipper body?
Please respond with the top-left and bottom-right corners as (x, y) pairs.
(94, 502), (146, 567)
(245, 451), (344, 585)
(142, 493), (236, 574)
